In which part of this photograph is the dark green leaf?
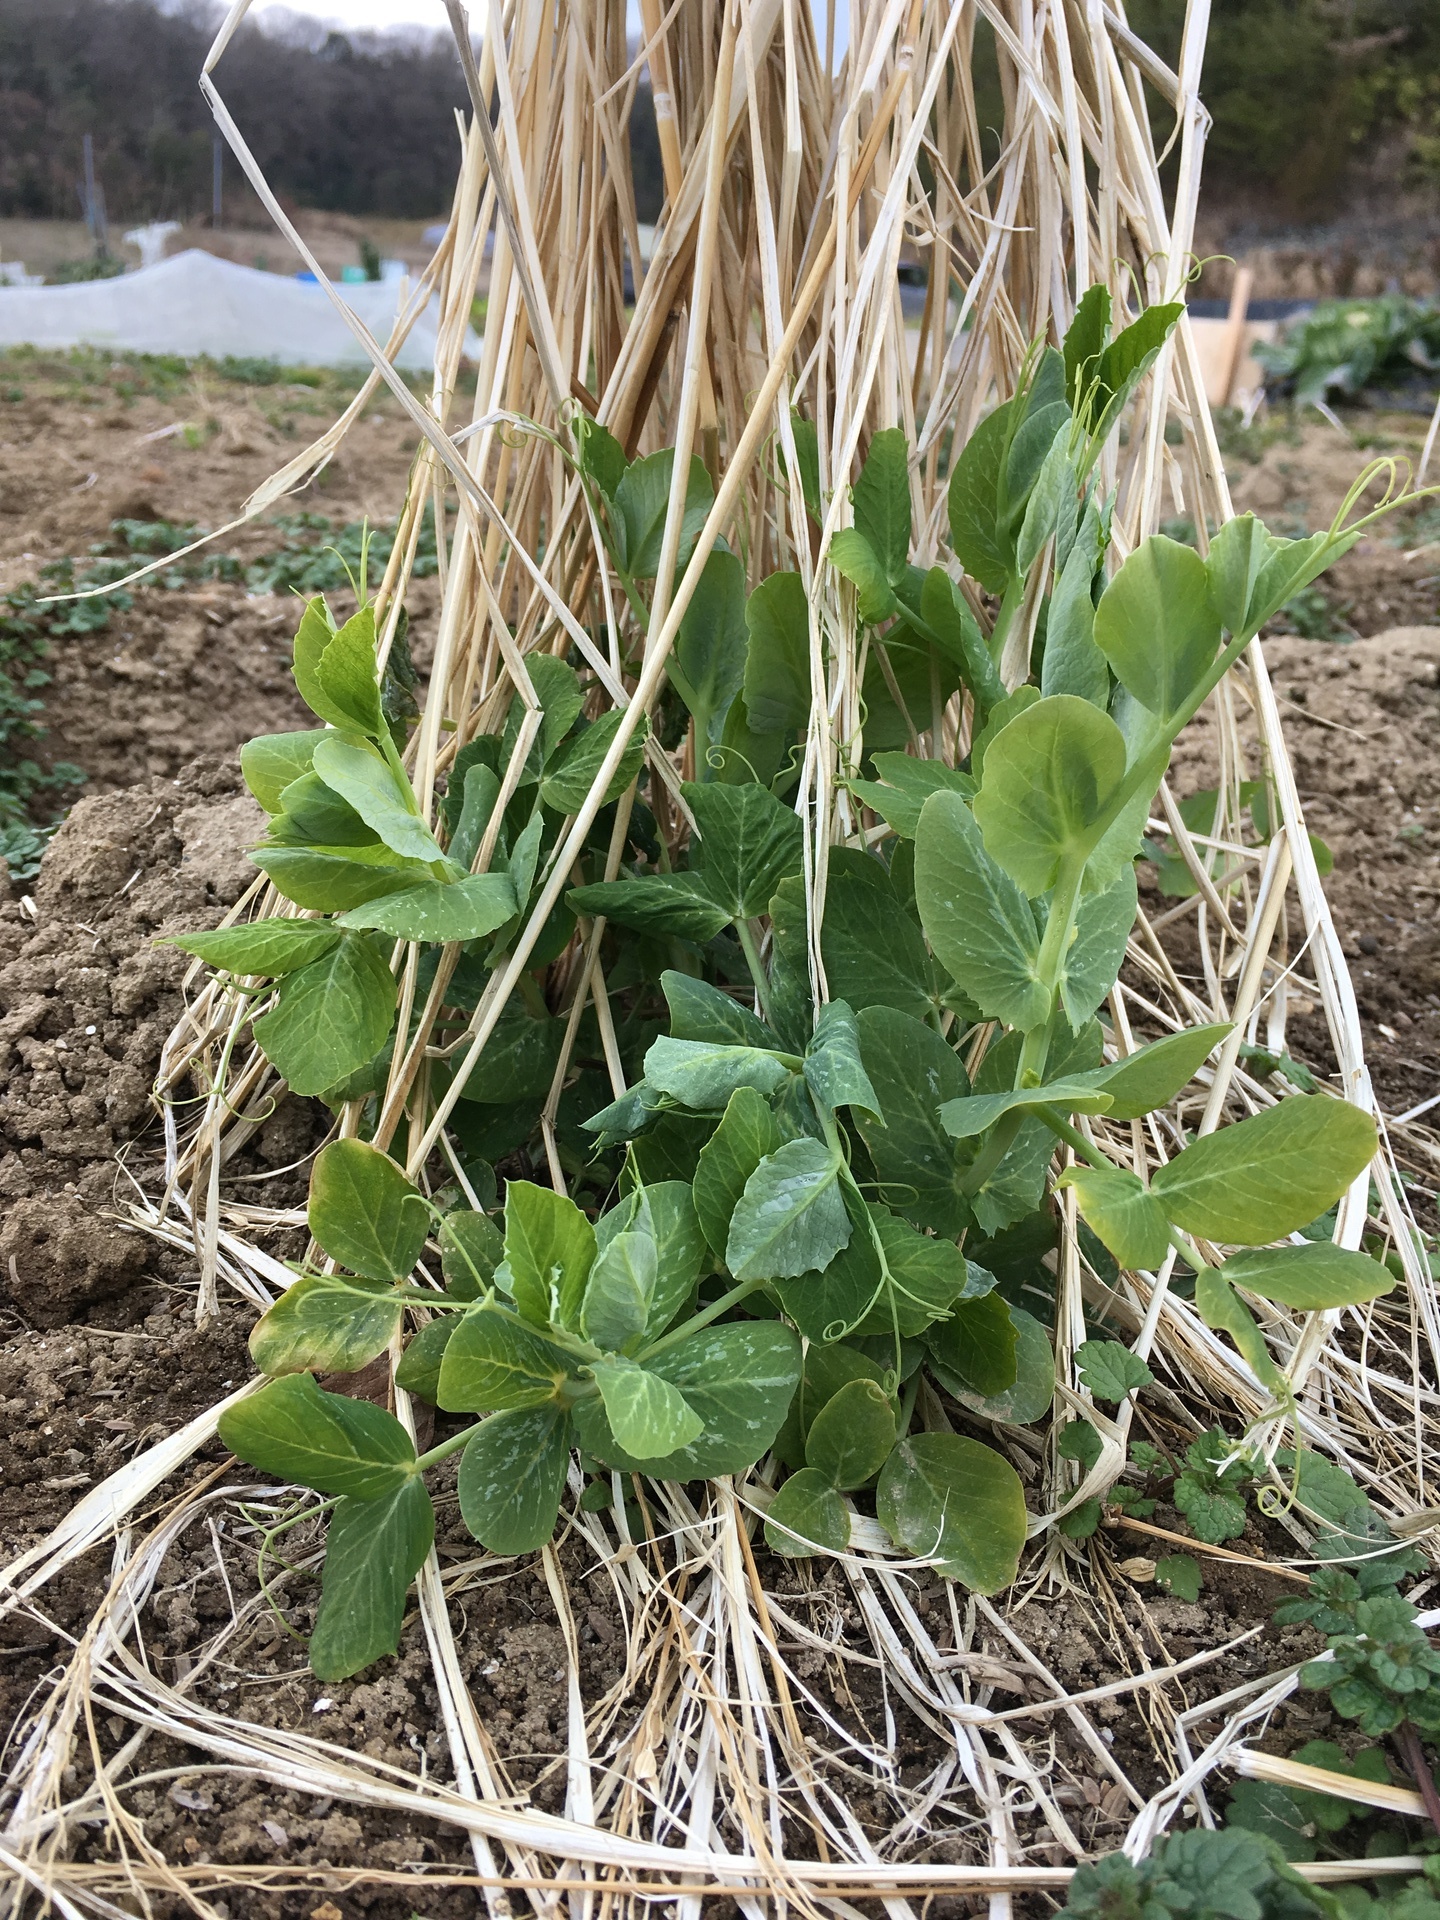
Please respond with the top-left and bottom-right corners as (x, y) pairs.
(743, 571), (811, 734)
(338, 873), (517, 944)
(925, 1290), (1018, 1397)
(852, 427), (912, 584)
(764, 1468), (850, 1557)
(804, 1377), (896, 1489)
(168, 918), (341, 977)
(661, 971), (775, 1049)
(938, 1079), (1114, 1140)
(614, 448), (714, 578)
(308, 1478), (434, 1680)
(308, 1138), (428, 1283)
(1091, 302), (1184, 441)
(817, 850), (941, 1020)
(252, 937), (397, 1097)
(877, 1432), (1027, 1591)
(448, 761), (500, 873)
(1063, 284), (1111, 407)
(1074, 1338), (1154, 1403)
(457, 1405), (571, 1554)
(1041, 496), (1109, 706)
(914, 791), (1049, 1031)
(581, 1231), (657, 1351)
(804, 1000), (882, 1121)
(787, 413), (822, 524)
(568, 870), (731, 943)
(1155, 1553), (1202, 1603)
(313, 605), (387, 739)
(1057, 1418), (1103, 1473)
(936, 1304), (1055, 1425)
(669, 547), (747, 747)
(918, 568), (1004, 716)
(829, 527), (900, 624)
(686, 778), (804, 921)
(693, 1086), (784, 1262)
(541, 710), (648, 813)
(644, 1036), (791, 1111)
(270, 771), (380, 847)
(218, 1373), (416, 1499)
(454, 1003), (565, 1103)
(440, 1210), (504, 1298)
(577, 416), (627, 500)
(726, 1138), (849, 1282)
(850, 749), (975, 841)
(948, 399), (1016, 594)
(394, 1314), (459, 1401)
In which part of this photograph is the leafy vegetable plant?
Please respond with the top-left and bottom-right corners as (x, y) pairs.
(176, 286), (1416, 1680)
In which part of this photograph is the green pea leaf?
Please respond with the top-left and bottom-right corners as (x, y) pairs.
(1151, 1098), (1378, 1244)
(1219, 1244), (1394, 1311)
(499, 655), (585, 784)
(1063, 284), (1110, 407)
(852, 427), (912, 583)
(948, 398), (1017, 594)
(787, 412), (822, 523)
(938, 1079), (1114, 1140)
(591, 1357), (703, 1458)
(568, 871), (731, 943)
(972, 694), (1127, 896)
(338, 873), (518, 944)
(1057, 1418), (1103, 1473)
(1057, 1164), (1172, 1271)
(457, 1405), (571, 1556)
(1074, 1337), (1155, 1404)
(249, 1274), (404, 1377)
(308, 1138), (428, 1283)
(1194, 1267), (1284, 1390)
(311, 734), (445, 865)
(503, 1180), (596, 1328)
(447, 761), (501, 873)
(764, 1467), (850, 1557)
(574, 1320), (800, 1479)
(1088, 302), (1183, 445)
(693, 1086), (784, 1263)
(914, 790), (1048, 1030)
(218, 1373), (416, 1500)
(877, 1432), (1027, 1592)
(308, 1478), (434, 1680)
(252, 936), (397, 1097)
(925, 1290), (1018, 1397)
(269, 770), (382, 849)
(436, 1306), (573, 1412)
(577, 415), (627, 500)
(850, 750), (975, 841)
(1205, 514), (1354, 640)
(661, 972), (776, 1049)
(918, 568), (1004, 717)
(804, 1000), (882, 1122)
(1093, 1023), (1232, 1120)
(829, 527), (900, 624)
(816, 850), (942, 1020)
(541, 709), (648, 813)
(252, 843), (428, 914)
(644, 1036), (791, 1111)
(613, 448), (714, 578)
(581, 1231), (657, 1351)
(1015, 424), (1076, 576)
(854, 1007), (970, 1235)
(805, 1378), (897, 1490)
(725, 1138), (850, 1282)
(1061, 863), (1137, 1031)
(669, 547), (747, 746)
(685, 779), (804, 921)
(1154, 1553), (1201, 1604)
(242, 728), (330, 812)
(1041, 496), (1110, 706)
(1093, 535), (1222, 721)
(312, 604), (387, 739)
(597, 1181), (708, 1339)
(743, 571), (811, 735)
(936, 1304), (1055, 1425)
(394, 1314), (459, 1401)
(454, 1003), (566, 1103)
(168, 917), (342, 978)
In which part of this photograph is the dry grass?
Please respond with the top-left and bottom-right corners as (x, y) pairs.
(3, 0), (1437, 1911)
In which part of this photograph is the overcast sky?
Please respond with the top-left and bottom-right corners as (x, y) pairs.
(248, 0), (850, 63)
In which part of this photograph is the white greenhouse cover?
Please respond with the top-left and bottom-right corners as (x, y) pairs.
(0, 249), (476, 370)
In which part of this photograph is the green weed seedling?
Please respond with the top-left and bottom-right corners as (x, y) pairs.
(175, 287), (1425, 1680)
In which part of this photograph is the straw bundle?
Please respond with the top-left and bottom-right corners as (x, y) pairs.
(5, 0), (1436, 1908)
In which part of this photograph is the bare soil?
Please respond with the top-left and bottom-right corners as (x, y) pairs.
(3, 381), (1439, 1908)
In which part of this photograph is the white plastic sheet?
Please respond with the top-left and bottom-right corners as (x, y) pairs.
(0, 248), (476, 370)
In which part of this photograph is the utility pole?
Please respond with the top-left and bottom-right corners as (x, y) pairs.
(212, 134), (223, 230)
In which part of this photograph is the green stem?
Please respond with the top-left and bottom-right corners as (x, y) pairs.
(896, 1370), (921, 1437)
(415, 1420), (485, 1472)
(637, 1276), (767, 1364)
(736, 918), (773, 1022)
(988, 572), (1025, 664)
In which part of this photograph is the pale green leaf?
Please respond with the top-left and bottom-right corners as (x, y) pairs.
(972, 695), (1127, 896)
(1093, 535), (1222, 720)
(1220, 1244), (1393, 1311)
(877, 1432), (1027, 1592)
(248, 1274), (404, 1377)
(307, 1138), (427, 1283)
(1151, 1098), (1377, 1244)
(1057, 1164), (1172, 1271)
(168, 918), (341, 978)
(591, 1357), (703, 1458)
(914, 790), (1049, 1030)
(804, 1000), (882, 1121)
(503, 1180), (596, 1328)
(241, 728), (329, 812)
(581, 1231), (657, 1351)
(829, 527), (900, 624)
(338, 873), (517, 944)
(251, 843), (426, 914)
(643, 1036), (791, 1110)
(436, 1306), (573, 1412)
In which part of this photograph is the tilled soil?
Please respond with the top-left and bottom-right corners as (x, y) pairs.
(3, 387), (1440, 1909)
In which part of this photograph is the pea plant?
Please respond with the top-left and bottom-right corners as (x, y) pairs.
(172, 287), (1415, 1680)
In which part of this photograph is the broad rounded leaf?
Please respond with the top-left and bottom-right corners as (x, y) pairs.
(502, 1180), (596, 1329)
(764, 1468), (850, 1558)
(1220, 1244), (1394, 1311)
(935, 1305), (1055, 1426)
(249, 1274), (404, 1377)
(591, 1358), (703, 1458)
(725, 1139), (850, 1282)
(1074, 1337), (1154, 1404)
(744, 571), (811, 734)
(685, 779), (804, 922)
(1093, 535), (1222, 720)
(1057, 1164), (1172, 1271)
(877, 1432), (1027, 1592)
(804, 1379), (897, 1490)
(914, 791), (1048, 1029)
(437, 1307), (572, 1413)
(252, 935), (396, 1096)
(925, 1291), (1018, 1397)
(972, 695), (1127, 896)
(1151, 1098), (1377, 1244)
(218, 1373), (416, 1500)
(241, 728), (329, 812)
(309, 1138), (428, 1283)
(458, 1406), (571, 1555)
(338, 873), (518, 944)
(394, 1314), (459, 1401)
(440, 1211), (504, 1299)
(308, 1479), (434, 1680)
